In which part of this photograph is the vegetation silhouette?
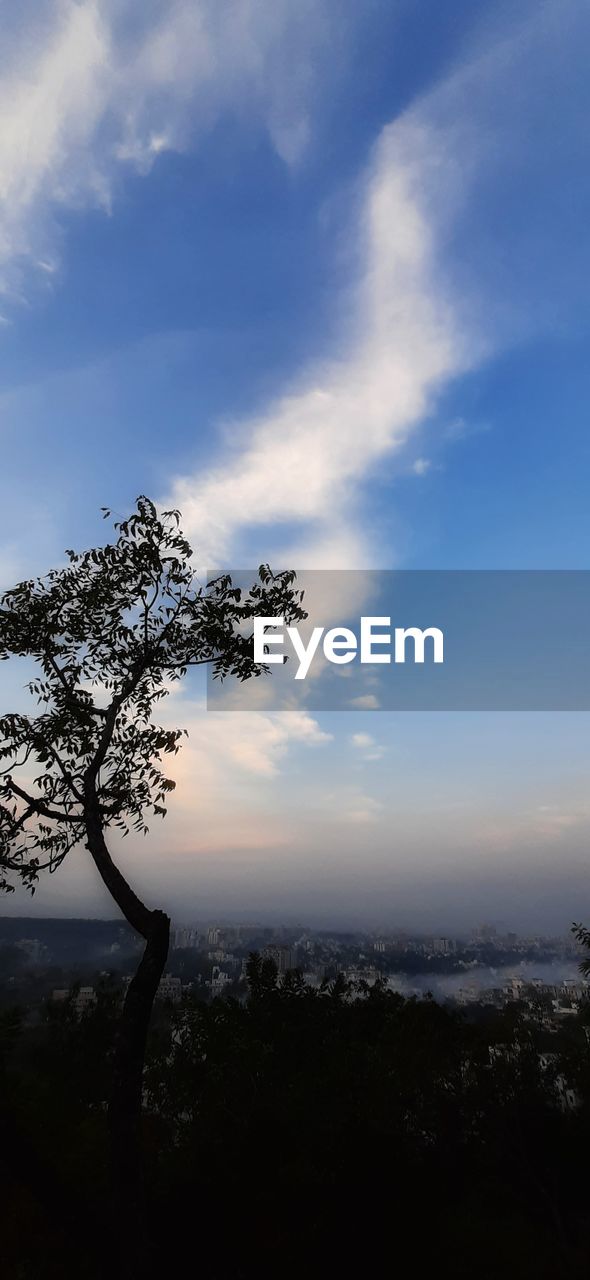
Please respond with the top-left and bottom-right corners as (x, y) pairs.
(0, 496), (305, 1255)
(2, 960), (590, 1278)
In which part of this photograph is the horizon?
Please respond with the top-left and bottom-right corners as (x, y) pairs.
(0, 904), (583, 941)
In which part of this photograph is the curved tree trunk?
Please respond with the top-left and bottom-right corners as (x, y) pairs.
(83, 797), (170, 1260)
(109, 908), (170, 1207)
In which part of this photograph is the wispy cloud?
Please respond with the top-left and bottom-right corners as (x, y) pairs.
(411, 457), (432, 476)
(0, 0), (349, 301)
(349, 695), (380, 711)
(165, 0), (590, 571)
(168, 112), (474, 567)
(350, 732), (385, 762)
(154, 698), (333, 851)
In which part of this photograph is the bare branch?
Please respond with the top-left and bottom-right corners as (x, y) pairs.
(0, 742), (34, 779)
(7, 779), (82, 825)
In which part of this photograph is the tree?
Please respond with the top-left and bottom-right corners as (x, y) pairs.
(0, 496), (305, 1230)
(572, 923), (590, 976)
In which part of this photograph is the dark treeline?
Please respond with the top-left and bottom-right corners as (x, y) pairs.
(0, 917), (140, 964)
(2, 958), (590, 1279)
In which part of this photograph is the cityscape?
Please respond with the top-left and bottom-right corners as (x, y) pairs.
(1, 914), (586, 1022)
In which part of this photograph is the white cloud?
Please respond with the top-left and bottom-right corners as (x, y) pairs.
(167, 110), (474, 569)
(411, 457), (432, 476)
(348, 695), (380, 710)
(0, 2), (107, 296)
(224, 709), (332, 777)
(152, 699), (332, 852)
(350, 731), (385, 762)
(160, 696), (332, 779)
(0, 0), (349, 301)
(164, 0), (590, 573)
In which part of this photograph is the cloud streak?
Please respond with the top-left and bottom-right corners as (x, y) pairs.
(166, 0), (590, 570)
(168, 114), (474, 568)
(0, 0), (347, 304)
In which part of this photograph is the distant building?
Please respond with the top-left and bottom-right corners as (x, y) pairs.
(51, 986), (96, 1016)
(345, 967), (380, 985)
(551, 998), (579, 1017)
(157, 974), (182, 1003)
(474, 924), (497, 943)
(207, 927), (221, 946)
(455, 983), (480, 1004)
(432, 937), (456, 955)
(210, 966), (231, 997)
(74, 987), (97, 1015)
(302, 971), (322, 989)
(172, 926), (200, 950)
(263, 944), (295, 974)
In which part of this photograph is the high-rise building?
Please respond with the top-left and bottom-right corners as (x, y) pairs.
(263, 944), (295, 973)
(157, 974), (182, 1002)
(210, 966), (231, 997)
(432, 937), (456, 954)
(172, 926), (200, 950)
(474, 924), (497, 942)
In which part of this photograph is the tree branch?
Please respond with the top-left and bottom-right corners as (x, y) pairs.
(152, 656), (214, 670)
(0, 742), (34, 779)
(44, 650), (107, 720)
(41, 741), (84, 804)
(7, 780), (81, 824)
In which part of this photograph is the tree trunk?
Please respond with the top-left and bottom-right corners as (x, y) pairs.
(83, 802), (170, 1267)
(109, 907), (170, 1211)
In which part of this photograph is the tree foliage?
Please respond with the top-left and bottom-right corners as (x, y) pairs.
(0, 496), (305, 893)
(572, 923), (590, 977)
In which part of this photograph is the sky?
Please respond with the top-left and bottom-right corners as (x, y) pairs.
(1, 0), (590, 933)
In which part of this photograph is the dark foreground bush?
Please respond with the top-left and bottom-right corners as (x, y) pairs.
(2, 965), (590, 1279)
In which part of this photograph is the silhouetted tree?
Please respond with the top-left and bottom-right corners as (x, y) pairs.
(0, 496), (304, 1244)
(572, 922), (590, 976)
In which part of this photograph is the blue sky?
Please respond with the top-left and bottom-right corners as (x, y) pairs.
(1, 0), (590, 930)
